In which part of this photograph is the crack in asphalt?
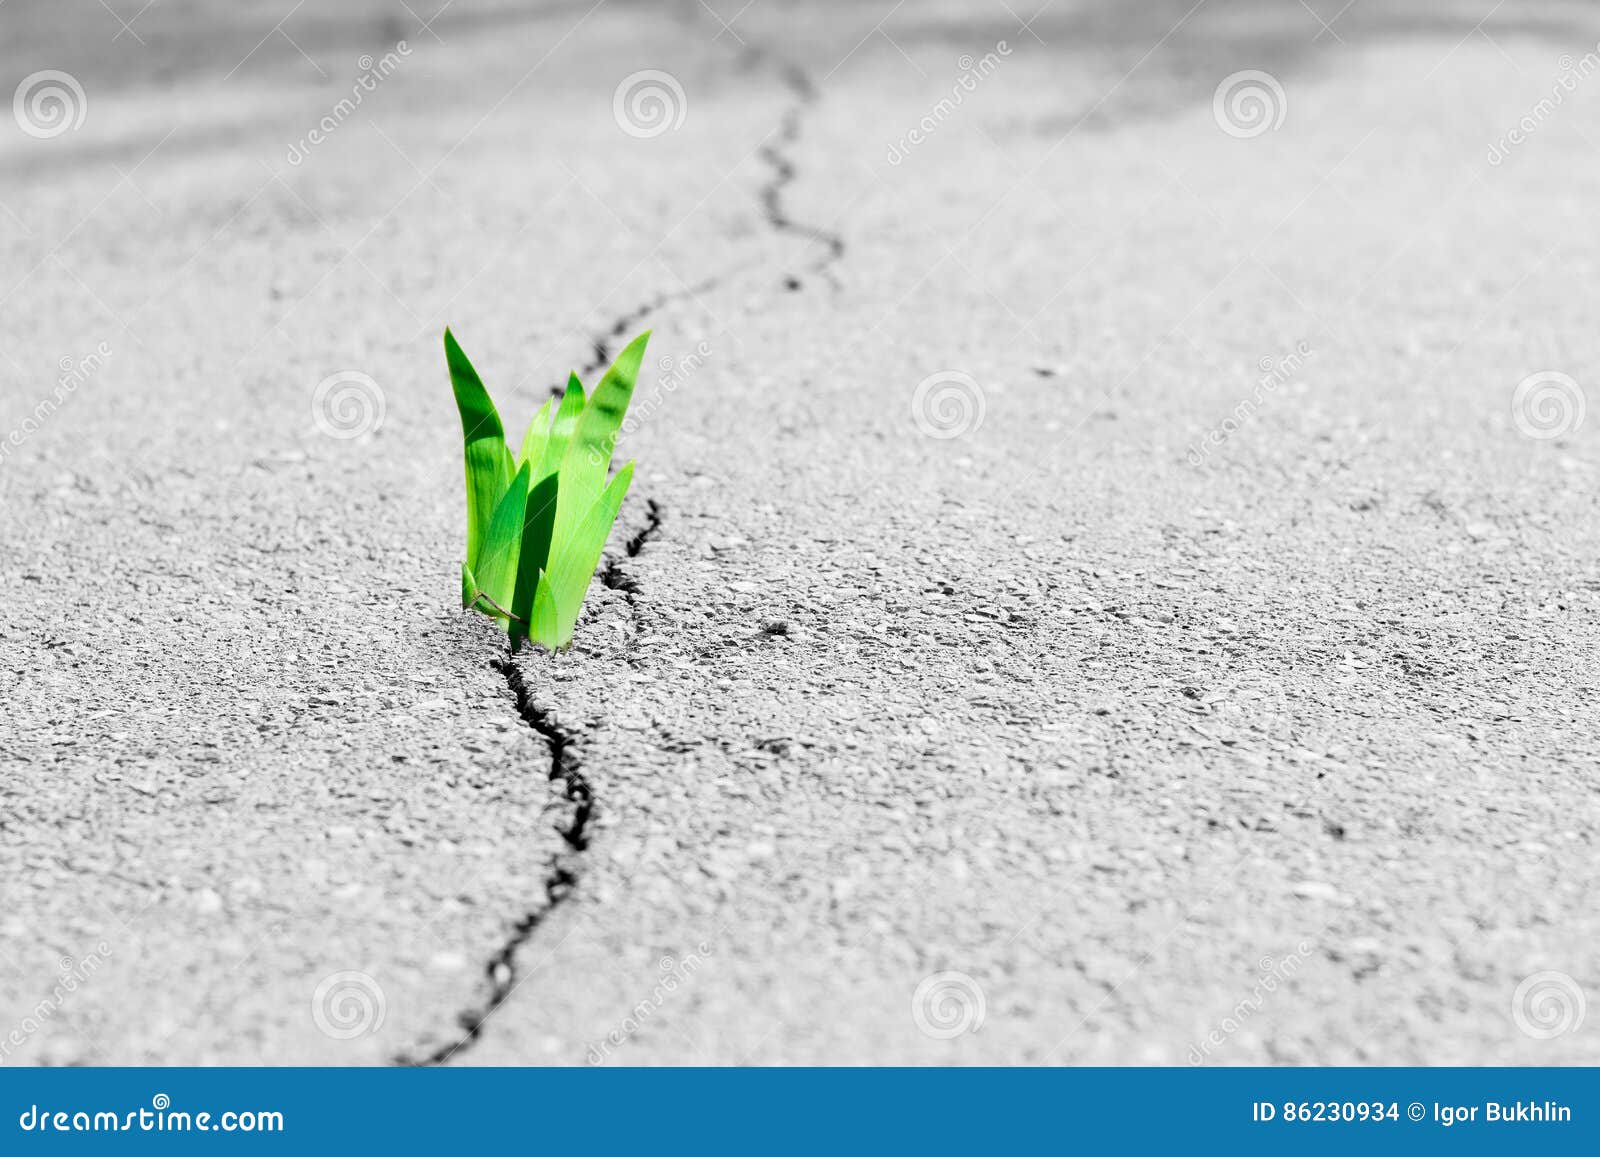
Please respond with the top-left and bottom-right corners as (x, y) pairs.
(407, 13), (846, 1066)
(395, 664), (588, 1066)
(746, 55), (846, 292)
(601, 498), (664, 599)
(399, 508), (663, 1066)
(571, 274), (733, 385)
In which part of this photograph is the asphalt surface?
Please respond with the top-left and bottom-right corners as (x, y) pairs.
(3, 0), (1599, 1065)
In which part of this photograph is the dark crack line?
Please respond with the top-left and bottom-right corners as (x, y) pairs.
(576, 279), (712, 382)
(602, 501), (666, 672)
(560, 28), (845, 400)
(395, 662), (589, 1067)
(601, 498), (663, 599)
(743, 53), (846, 292)
(406, 10), (845, 1068)
(401, 495), (661, 1066)
(556, 270), (754, 397)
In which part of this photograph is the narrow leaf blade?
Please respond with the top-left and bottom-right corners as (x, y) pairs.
(517, 397), (556, 470)
(445, 328), (514, 568)
(508, 472), (559, 651)
(552, 332), (648, 552)
(547, 460), (635, 648)
(473, 461), (531, 623)
(526, 571), (563, 652)
(535, 374), (587, 485)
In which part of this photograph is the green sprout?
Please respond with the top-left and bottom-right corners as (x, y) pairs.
(446, 327), (649, 652)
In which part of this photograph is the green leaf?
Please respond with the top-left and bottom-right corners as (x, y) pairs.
(524, 570), (563, 652)
(445, 328), (515, 569)
(546, 460), (634, 648)
(508, 472), (559, 651)
(551, 332), (648, 553)
(448, 328), (651, 653)
(517, 397), (556, 471)
(535, 374), (586, 485)
(472, 461), (531, 623)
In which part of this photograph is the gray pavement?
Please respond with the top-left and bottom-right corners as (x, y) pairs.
(3, 0), (1599, 1065)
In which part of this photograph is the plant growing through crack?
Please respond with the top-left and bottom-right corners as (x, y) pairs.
(448, 327), (649, 652)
